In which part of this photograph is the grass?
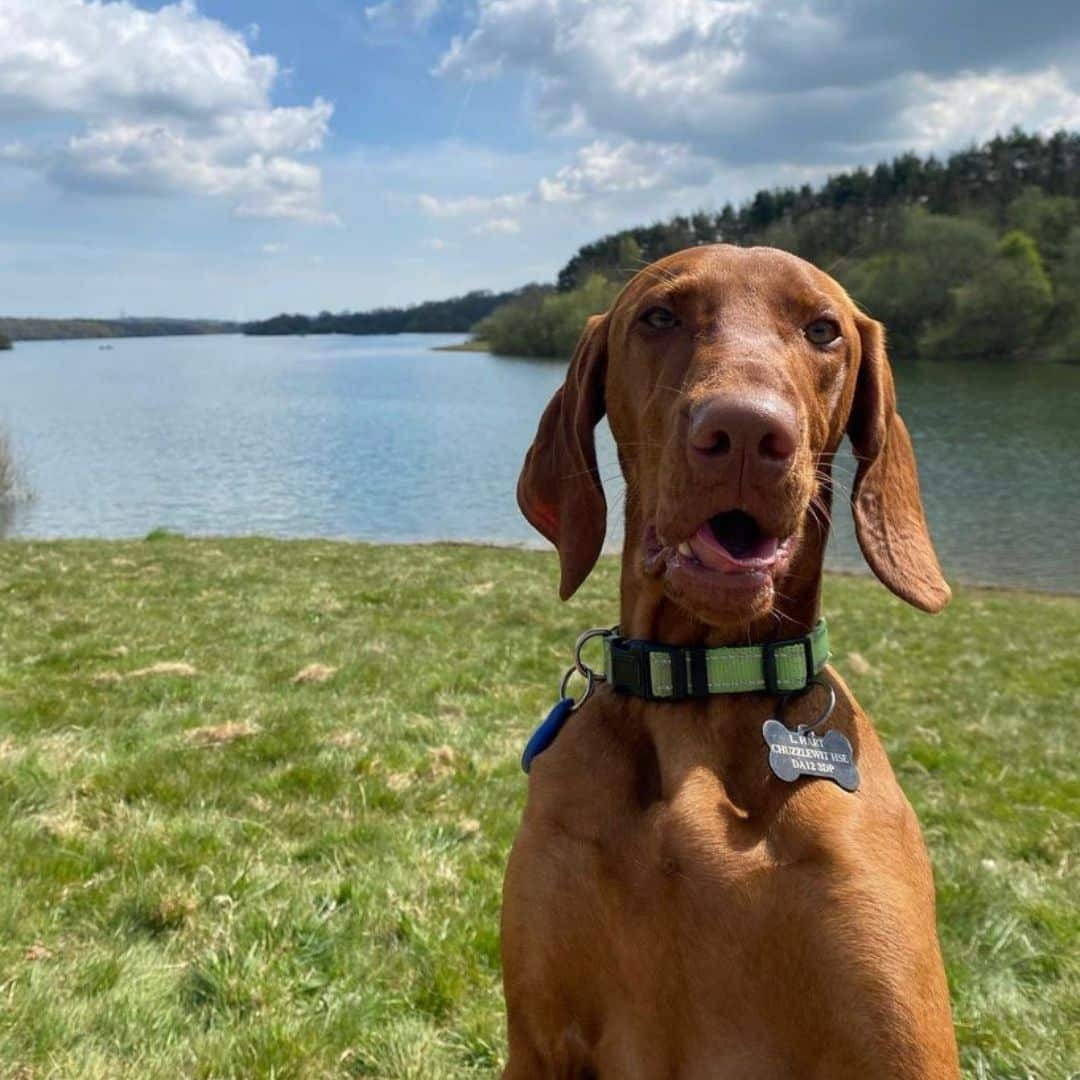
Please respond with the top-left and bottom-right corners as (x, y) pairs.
(0, 538), (1075, 1079)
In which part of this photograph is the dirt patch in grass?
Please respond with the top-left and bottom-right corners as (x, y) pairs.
(92, 660), (197, 684)
(184, 722), (260, 747)
(290, 663), (337, 684)
(845, 651), (873, 675)
(327, 729), (365, 749)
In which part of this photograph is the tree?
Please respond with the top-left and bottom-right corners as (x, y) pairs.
(477, 275), (621, 358)
(1006, 187), (1080, 266)
(842, 251), (933, 359)
(616, 235), (644, 276)
(1043, 226), (1080, 364)
(921, 230), (1053, 361)
(243, 287), (529, 336)
(0, 332), (11, 351)
(841, 209), (997, 358)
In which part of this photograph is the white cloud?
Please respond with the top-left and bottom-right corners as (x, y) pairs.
(473, 216), (521, 234)
(0, 0), (336, 223)
(537, 140), (711, 202)
(902, 68), (1080, 152)
(418, 191), (527, 217)
(365, 0), (442, 30)
(261, 242), (288, 255)
(415, 137), (712, 235)
(436, 0), (759, 140)
(436, 0), (1080, 168)
(416, 2), (1080, 246)
(0, 141), (38, 164)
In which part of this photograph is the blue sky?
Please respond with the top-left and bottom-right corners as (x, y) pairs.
(2, 0), (1079, 319)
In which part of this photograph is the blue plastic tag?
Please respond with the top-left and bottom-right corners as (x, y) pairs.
(521, 698), (575, 773)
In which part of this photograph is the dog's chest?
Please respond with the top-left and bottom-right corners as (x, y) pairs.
(510, 700), (956, 1076)
(521, 760), (889, 1067)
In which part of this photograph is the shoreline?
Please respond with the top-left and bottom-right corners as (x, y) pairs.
(2, 534), (1076, 600)
(430, 338), (491, 352)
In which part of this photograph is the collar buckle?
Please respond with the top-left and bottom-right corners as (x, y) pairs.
(608, 637), (654, 699)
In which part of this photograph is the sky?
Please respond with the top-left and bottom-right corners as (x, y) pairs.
(2, 0), (1079, 320)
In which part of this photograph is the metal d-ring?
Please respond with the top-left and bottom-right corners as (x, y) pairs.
(560, 625), (614, 712)
(574, 626), (612, 676)
(782, 675), (837, 734)
(560, 664), (596, 712)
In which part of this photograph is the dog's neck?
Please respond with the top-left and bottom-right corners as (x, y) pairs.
(618, 497), (828, 648)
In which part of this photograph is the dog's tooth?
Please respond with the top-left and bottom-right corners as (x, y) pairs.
(678, 542), (693, 557)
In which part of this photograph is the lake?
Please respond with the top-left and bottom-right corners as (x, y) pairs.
(2, 333), (1078, 593)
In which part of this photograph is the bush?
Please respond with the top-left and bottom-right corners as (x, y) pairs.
(841, 209), (997, 359)
(476, 275), (622, 358)
(922, 230), (1053, 361)
(0, 333), (11, 350)
(1006, 187), (1080, 267)
(1043, 226), (1080, 362)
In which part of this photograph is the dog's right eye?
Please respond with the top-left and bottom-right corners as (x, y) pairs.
(805, 318), (841, 346)
(640, 306), (679, 329)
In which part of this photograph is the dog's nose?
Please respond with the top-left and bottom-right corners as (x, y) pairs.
(688, 396), (797, 472)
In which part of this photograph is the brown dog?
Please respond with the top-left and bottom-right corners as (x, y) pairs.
(502, 245), (960, 1077)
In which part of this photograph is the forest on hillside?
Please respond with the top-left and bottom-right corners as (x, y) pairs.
(478, 129), (1080, 363)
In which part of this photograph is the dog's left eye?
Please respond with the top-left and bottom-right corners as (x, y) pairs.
(640, 306), (679, 329)
(805, 319), (841, 346)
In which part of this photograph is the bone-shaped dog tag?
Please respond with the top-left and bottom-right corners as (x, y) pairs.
(763, 719), (860, 792)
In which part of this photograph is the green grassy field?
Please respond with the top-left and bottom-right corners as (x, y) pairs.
(0, 539), (1076, 1078)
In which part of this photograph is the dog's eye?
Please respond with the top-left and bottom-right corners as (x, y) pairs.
(805, 319), (840, 346)
(640, 306), (678, 329)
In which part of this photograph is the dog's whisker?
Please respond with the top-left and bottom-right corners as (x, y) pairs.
(645, 381), (688, 399)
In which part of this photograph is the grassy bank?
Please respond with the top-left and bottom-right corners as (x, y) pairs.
(0, 539), (1075, 1078)
(430, 339), (491, 353)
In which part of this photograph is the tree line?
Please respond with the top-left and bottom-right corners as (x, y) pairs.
(478, 129), (1080, 363)
(0, 317), (237, 342)
(243, 288), (540, 337)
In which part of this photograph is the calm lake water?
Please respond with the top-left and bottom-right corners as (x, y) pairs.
(2, 333), (1078, 593)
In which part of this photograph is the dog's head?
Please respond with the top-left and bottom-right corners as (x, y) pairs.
(518, 245), (949, 633)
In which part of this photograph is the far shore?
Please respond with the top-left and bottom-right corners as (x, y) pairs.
(431, 338), (491, 352)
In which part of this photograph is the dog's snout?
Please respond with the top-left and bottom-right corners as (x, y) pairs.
(688, 396), (797, 472)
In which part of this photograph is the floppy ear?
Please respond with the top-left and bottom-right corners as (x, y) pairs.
(846, 316), (950, 613)
(517, 313), (609, 600)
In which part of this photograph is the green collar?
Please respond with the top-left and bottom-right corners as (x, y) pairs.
(602, 619), (830, 701)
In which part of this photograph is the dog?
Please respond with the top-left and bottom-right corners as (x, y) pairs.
(501, 245), (960, 1078)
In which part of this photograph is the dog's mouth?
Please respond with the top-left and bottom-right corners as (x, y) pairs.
(645, 510), (795, 583)
(643, 509), (798, 620)
(677, 510), (791, 573)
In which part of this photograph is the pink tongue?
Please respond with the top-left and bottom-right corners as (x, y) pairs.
(688, 522), (779, 570)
